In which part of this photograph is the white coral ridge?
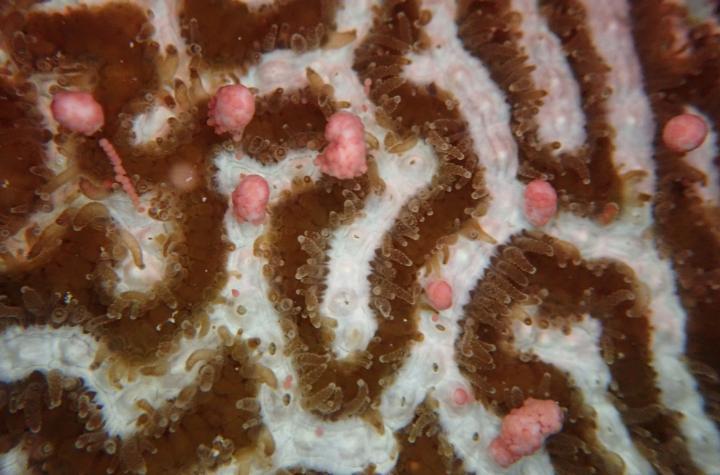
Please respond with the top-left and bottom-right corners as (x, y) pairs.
(1, 0), (719, 474)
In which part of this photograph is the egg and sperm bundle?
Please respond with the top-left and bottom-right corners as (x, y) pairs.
(0, 0), (719, 474)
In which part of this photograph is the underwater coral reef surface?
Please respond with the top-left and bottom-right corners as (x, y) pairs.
(0, 0), (719, 474)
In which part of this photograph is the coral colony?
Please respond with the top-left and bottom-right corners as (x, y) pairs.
(1, 0), (719, 474)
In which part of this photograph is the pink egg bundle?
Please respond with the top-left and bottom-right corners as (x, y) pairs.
(50, 91), (105, 136)
(489, 398), (564, 467)
(523, 179), (558, 227)
(315, 111), (368, 179)
(231, 174), (270, 225)
(662, 113), (708, 153)
(207, 84), (256, 141)
(425, 279), (453, 311)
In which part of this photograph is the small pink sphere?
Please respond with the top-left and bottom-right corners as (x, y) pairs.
(426, 279), (453, 311)
(662, 113), (708, 153)
(315, 111), (368, 180)
(208, 84), (255, 140)
(490, 398), (564, 468)
(50, 91), (104, 136)
(452, 387), (470, 406)
(232, 174), (270, 225)
(523, 179), (558, 227)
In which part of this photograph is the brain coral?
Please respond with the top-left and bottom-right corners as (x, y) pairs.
(0, 0), (719, 474)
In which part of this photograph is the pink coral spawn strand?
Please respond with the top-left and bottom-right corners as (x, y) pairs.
(315, 111), (368, 179)
(489, 398), (564, 468)
(523, 179), (558, 227)
(425, 279), (453, 311)
(50, 91), (104, 136)
(207, 84), (256, 141)
(662, 113), (708, 153)
(232, 174), (270, 225)
(98, 138), (142, 210)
